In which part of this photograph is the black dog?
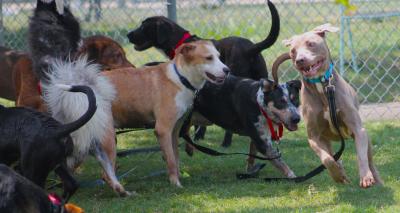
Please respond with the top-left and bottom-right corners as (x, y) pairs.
(0, 164), (83, 213)
(0, 84), (97, 200)
(29, 0), (80, 82)
(127, 0), (279, 147)
(181, 76), (302, 176)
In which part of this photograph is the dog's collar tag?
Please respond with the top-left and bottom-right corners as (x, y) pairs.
(173, 64), (197, 92)
(303, 63), (334, 84)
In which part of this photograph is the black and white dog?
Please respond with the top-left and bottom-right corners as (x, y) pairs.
(0, 83), (96, 200)
(182, 76), (302, 176)
(127, 0), (280, 146)
(28, 0), (129, 196)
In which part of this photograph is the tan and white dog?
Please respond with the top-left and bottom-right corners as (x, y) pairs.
(275, 23), (382, 188)
(105, 40), (227, 187)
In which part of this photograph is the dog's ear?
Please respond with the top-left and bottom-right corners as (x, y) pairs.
(287, 80), (302, 91)
(282, 38), (293, 47)
(156, 20), (173, 45)
(261, 79), (274, 92)
(175, 43), (196, 58)
(312, 23), (339, 37)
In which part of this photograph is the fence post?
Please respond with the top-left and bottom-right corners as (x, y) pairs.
(339, 5), (345, 76)
(0, 0), (3, 46)
(167, 0), (177, 22)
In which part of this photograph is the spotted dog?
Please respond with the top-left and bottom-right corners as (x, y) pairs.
(181, 74), (301, 177)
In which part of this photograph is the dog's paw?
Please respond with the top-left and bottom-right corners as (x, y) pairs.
(185, 145), (194, 157)
(360, 172), (375, 188)
(286, 170), (297, 178)
(169, 176), (183, 188)
(331, 173), (350, 184)
(120, 190), (137, 197)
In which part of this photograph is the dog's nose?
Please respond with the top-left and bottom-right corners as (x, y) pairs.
(223, 67), (230, 74)
(296, 58), (305, 65)
(291, 115), (301, 124)
(126, 31), (134, 41)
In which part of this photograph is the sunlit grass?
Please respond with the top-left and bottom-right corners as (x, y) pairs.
(1, 97), (399, 212)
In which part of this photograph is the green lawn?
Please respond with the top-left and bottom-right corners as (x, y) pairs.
(1, 97), (399, 212)
(65, 120), (399, 212)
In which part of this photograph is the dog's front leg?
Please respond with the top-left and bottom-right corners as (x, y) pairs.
(354, 128), (375, 188)
(308, 136), (349, 183)
(250, 135), (296, 178)
(155, 123), (181, 187)
(246, 142), (257, 172)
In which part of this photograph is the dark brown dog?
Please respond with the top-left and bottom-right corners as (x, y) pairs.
(0, 46), (26, 101)
(0, 35), (133, 111)
(76, 35), (134, 71)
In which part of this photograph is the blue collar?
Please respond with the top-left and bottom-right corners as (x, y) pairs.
(303, 63), (334, 84)
(173, 64), (197, 92)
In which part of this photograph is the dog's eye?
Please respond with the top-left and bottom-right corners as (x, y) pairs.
(307, 41), (316, 47)
(291, 49), (296, 55)
(206, 56), (213, 61)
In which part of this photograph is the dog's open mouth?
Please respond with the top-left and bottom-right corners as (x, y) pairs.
(301, 58), (324, 77)
(206, 72), (225, 84)
(134, 41), (153, 51)
(285, 123), (298, 131)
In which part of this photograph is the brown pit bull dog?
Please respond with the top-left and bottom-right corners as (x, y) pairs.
(105, 40), (227, 187)
(0, 35), (133, 111)
(274, 23), (382, 188)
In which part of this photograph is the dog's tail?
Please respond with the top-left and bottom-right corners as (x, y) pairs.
(43, 57), (116, 168)
(245, 0), (280, 56)
(29, 0), (81, 81)
(51, 84), (97, 137)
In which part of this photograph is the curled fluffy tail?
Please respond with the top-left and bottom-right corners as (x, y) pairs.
(52, 84), (97, 137)
(43, 57), (116, 168)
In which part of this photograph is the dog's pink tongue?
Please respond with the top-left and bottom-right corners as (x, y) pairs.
(303, 64), (319, 77)
(310, 63), (320, 74)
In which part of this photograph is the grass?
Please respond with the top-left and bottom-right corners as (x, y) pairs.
(57, 120), (399, 212)
(2, 99), (398, 212)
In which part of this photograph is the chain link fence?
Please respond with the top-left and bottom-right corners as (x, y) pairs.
(1, 0), (399, 120)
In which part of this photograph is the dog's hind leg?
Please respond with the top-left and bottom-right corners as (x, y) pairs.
(308, 137), (350, 184)
(368, 137), (383, 185)
(194, 126), (206, 141)
(54, 164), (78, 201)
(91, 137), (131, 197)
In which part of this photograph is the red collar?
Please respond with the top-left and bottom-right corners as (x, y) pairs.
(37, 82), (42, 95)
(168, 32), (192, 59)
(258, 104), (283, 141)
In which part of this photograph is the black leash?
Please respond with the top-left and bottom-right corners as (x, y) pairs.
(181, 133), (282, 161)
(117, 146), (161, 157)
(237, 83), (346, 182)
